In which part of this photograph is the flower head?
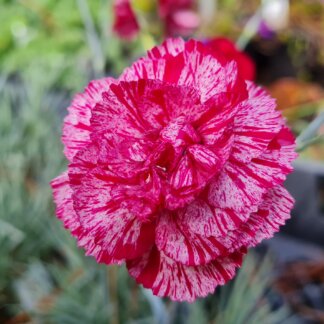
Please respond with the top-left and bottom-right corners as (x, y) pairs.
(112, 0), (199, 39)
(51, 38), (297, 302)
(207, 37), (256, 81)
(158, 0), (200, 36)
(113, 0), (139, 40)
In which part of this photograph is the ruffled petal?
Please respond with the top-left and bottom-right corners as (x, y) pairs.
(63, 138), (158, 264)
(237, 132), (296, 187)
(208, 125), (296, 213)
(62, 78), (114, 161)
(159, 184), (294, 266)
(90, 79), (203, 141)
(194, 92), (242, 165)
(181, 125), (296, 237)
(208, 160), (266, 212)
(120, 58), (167, 83)
(50, 172), (115, 263)
(121, 40), (247, 103)
(155, 211), (229, 266)
(180, 198), (252, 238)
(165, 144), (222, 210)
(147, 37), (186, 59)
(229, 185), (294, 251)
(187, 145), (220, 179)
(231, 82), (283, 163)
(51, 172), (81, 235)
(69, 139), (161, 218)
(127, 245), (245, 302)
(71, 166), (156, 263)
(176, 40), (245, 102)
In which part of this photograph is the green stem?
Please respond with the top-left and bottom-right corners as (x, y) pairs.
(76, 0), (105, 77)
(236, 9), (262, 50)
(296, 135), (324, 152)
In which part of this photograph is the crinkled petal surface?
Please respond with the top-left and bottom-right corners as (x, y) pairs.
(52, 38), (297, 302)
(121, 39), (248, 103)
(228, 185), (295, 251)
(127, 245), (245, 302)
(62, 78), (114, 161)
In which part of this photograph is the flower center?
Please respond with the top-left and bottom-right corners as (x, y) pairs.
(159, 117), (201, 148)
(150, 118), (201, 174)
(143, 117), (221, 211)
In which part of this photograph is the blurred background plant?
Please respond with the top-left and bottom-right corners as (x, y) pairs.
(1, 0), (324, 323)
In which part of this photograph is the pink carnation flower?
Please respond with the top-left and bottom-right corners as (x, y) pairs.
(51, 38), (297, 302)
(112, 0), (199, 39)
(113, 0), (139, 40)
(158, 0), (200, 36)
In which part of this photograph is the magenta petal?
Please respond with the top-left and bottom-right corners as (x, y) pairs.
(121, 58), (168, 83)
(122, 39), (248, 103)
(50, 172), (119, 264)
(147, 38), (186, 59)
(155, 211), (229, 266)
(62, 78), (114, 161)
(180, 198), (252, 238)
(127, 245), (245, 302)
(208, 160), (267, 212)
(229, 185), (294, 251)
(208, 122), (296, 213)
(71, 166), (156, 263)
(51, 172), (81, 235)
(232, 82), (283, 163)
(188, 145), (220, 175)
(90, 79), (202, 140)
(164, 145), (220, 210)
(51, 169), (155, 264)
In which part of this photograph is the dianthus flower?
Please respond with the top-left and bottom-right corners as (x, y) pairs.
(113, 0), (139, 40)
(206, 37), (256, 81)
(112, 0), (199, 39)
(158, 0), (200, 36)
(51, 38), (297, 302)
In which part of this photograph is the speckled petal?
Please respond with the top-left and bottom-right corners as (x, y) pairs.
(71, 166), (156, 263)
(127, 245), (245, 302)
(231, 82), (283, 163)
(180, 198), (252, 238)
(50, 172), (119, 264)
(155, 211), (228, 266)
(62, 78), (114, 161)
(90, 79), (204, 141)
(51, 172), (82, 235)
(121, 40), (247, 103)
(208, 124), (296, 213)
(147, 37), (186, 59)
(229, 185), (294, 251)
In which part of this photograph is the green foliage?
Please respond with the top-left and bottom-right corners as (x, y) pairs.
(0, 69), (66, 316)
(0, 0), (140, 89)
(211, 253), (289, 324)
